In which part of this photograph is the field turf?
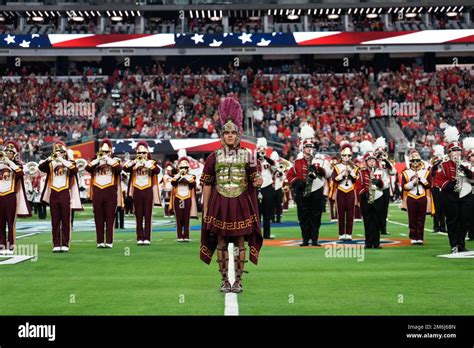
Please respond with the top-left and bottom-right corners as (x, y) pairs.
(1, 204), (473, 315)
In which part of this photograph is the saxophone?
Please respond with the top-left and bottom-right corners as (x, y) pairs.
(454, 157), (464, 193)
(368, 167), (376, 204)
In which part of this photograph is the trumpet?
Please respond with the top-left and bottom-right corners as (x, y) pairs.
(96, 151), (106, 160)
(51, 152), (60, 161)
(136, 154), (146, 162)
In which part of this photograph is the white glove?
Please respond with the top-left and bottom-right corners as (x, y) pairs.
(336, 174), (344, 181)
(90, 158), (100, 166)
(144, 160), (153, 169)
(5, 158), (19, 171)
(106, 157), (116, 166)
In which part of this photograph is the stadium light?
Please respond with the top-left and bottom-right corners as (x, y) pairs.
(210, 10), (220, 21)
(446, 12), (458, 17)
(137, 10), (141, 16)
(434, 7), (439, 13)
(298, 9), (301, 15)
(366, 13), (378, 19)
(417, 7), (423, 13)
(111, 16), (123, 22)
(0, 16), (5, 22)
(107, 11), (111, 16)
(338, 9), (342, 15)
(428, 7), (433, 13)
(378, 8), (382, 14)
(72, 16), (84, 22)
(405, 13), (417, 18)
(459, 6), (464, 12)
(440, 7), (445, 12)
(96, 11), (100, 16)
(32, 16), (43, 22)
(354, 8), (358, 14)
(327, 14), (339, 20)
(249, 10), (254, 19)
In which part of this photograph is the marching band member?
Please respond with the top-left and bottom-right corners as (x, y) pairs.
(463, 137), (474, 242)
(356, 148), (387, 249)
(39, 141), (83, 253)
(256, 137), (276, 239)
(123, 141), (161, 246)
(401, 150), (434, 245)
(271, 151), (285, 223)
(374, 137), (397, 235)
(115, 172), (129, 229)
(287, 125), (332, 247)
(169, 156), (198, 242)
(161, 162), (176, 217)
(328, 157), (338, 222)
(282, 175), (291, 212)
(37, 170), (47, 219)
(0, 141), (31, 254)
(438, 127), (471, 253)
(430, 145), (447, 233)
(331, 143), (359, 241)
(200, 97), (263, 294)
(24, 163), (36, 213)
(85, 139), (123, 248)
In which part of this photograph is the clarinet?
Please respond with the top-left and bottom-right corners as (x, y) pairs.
(303, 155), (315, 198)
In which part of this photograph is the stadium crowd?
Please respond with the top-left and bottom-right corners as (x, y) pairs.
(0, 61), (472, 161)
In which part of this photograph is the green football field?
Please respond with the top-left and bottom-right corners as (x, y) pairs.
(1, 203), (473, 316)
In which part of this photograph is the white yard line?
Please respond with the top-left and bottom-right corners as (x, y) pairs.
(16, 232), (40, 240)
(387, 220), (434, 233)
(224, 242), (239, 316)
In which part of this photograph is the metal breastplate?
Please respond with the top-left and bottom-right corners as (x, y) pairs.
(215, 148), (248, 198)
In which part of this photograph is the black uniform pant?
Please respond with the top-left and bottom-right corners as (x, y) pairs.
(295, 188), (324, 244)
(36, 202), (46, 219)
(468, 193), (474, 240)
(259, 185), (275, 238)
(360, 195), (384, 248)
(380, 189), (390, 234)
(442, 191), (469, 250)
(273, 188), (283, 223)
(115, 207), (124, 229)
(432, 187), (446, 232)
